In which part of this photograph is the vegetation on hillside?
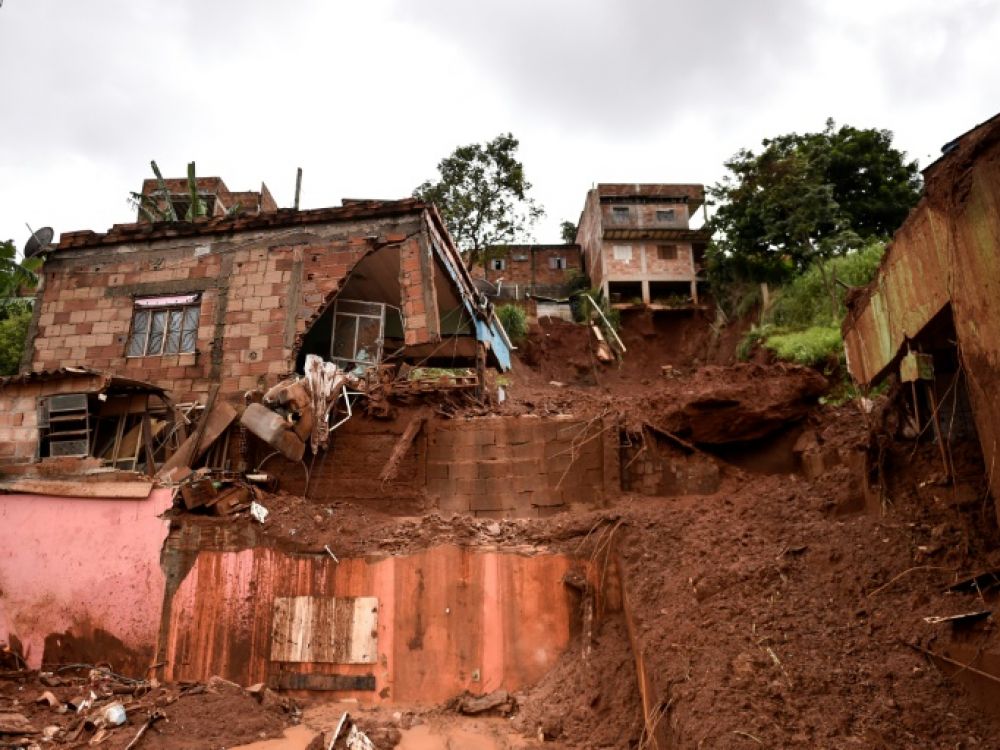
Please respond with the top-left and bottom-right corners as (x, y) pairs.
(0, 238), (40, 376)
(737, 241), (885, 368)
(414, 133), (544, 272)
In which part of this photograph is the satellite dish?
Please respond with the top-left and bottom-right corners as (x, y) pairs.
(24, 226), (54, 258)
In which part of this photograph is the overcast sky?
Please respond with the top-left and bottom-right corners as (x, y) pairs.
(1, 0), (998, 251)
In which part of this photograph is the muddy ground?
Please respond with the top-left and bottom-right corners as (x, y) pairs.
(5, 316), (1000, 749)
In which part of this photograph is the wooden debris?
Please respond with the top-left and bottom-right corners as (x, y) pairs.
(379, 409), (430, 485)
(0, 711), (36, 735)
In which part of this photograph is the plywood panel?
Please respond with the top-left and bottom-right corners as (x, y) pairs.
(270, 596), (378, 664)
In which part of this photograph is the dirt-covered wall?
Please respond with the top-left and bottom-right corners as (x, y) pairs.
(843, 116), (1000, 519)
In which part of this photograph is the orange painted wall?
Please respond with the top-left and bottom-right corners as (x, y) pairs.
(163, 545), (582, 703)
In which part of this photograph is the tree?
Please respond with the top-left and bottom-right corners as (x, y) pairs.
(708, 120), (920, 293)
(560, 220), (578, 244)
(0, 239), (40, 376)
(414, 133), (544, 270)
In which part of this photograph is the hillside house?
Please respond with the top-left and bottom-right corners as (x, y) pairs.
(576, 183), (710, 307)
(478, 243), (583, 300)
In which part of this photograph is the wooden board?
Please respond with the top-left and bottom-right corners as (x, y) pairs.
(270, 596), (378, 664)
(157, 399), (237, 476)
(271, 672), (376, 691)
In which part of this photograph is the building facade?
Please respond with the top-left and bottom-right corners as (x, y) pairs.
(478, 243), (583, 299)
(575, 183), (709, 306)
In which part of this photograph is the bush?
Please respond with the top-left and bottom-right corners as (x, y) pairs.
(496, 304), (528, 343)
(768, 241), (885, 328)
(0, 306), (32, 376)
(763, 325), (843, 367)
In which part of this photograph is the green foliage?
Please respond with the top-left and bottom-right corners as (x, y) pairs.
(0, 239), (41, 376)
(0, 306), (31, 376)
(414, 133), (544, 270)
(768, 241), (885, 328)
(763, 326), (843, 367)
(709, 119), (920, 288)
(560, 220), (577, 243)
(128, 160), (208, 222)
(572, 288), (620, 331)
(736, 242), (885, 371)
(496, 304), (528, 343)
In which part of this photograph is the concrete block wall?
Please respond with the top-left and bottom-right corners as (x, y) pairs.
(425, 415), (609, 518)
(622, 432), (720, 496)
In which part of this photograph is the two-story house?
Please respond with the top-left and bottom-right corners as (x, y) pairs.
(576, 183), (710, 307)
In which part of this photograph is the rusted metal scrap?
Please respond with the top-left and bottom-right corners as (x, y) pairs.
(241, 355), (357, 462)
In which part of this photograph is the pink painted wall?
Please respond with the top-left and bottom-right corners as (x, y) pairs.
(0, 488), (172, 671)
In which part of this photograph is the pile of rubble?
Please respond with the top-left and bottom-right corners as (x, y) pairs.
(0, 668), (295, 749)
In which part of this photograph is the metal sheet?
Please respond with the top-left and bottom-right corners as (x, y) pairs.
(270, 596), (378, 664)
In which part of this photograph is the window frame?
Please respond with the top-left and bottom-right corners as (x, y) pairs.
(655, 208), (676, 223)
(656, 244), (679, 261)
(491, 257), (507, 271)
(611, 206), (631, 224)
(126, 294), (202, 358)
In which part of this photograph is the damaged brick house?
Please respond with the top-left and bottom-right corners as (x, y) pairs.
(576, 183), (710, 307)
(0, 176), (612, 685)
(842, 111), (1000, 521)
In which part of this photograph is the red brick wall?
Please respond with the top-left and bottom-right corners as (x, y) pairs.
(481, 245), (582, 289)
(30, 215), (437, 403)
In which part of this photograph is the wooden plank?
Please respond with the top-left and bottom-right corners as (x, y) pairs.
(157, 398), (237, 477)
(270, 596), (378, 664)
(378, 409), (430, 484)
(0, 479), (154, 499)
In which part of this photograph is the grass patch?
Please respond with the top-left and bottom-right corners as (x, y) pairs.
(496, 304), (528, 343)
(762, 325), (842, 367)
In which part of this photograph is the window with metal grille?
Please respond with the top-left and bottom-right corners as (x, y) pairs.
(656, 209), (676, 223)
(548, 256), (566, 270)
(126, 294), (201, 357)
(611, 206), (630, 224)
(657, 244), (679, 260)
(491, 258), (506, 271)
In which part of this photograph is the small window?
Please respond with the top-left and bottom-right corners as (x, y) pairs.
(548, 256), (567, 270)
(656, 209), (676, 223)
(491, 258), (506, 271)
(612, 206), (630, 224)
(127, 294), (201, 357)
(657, 245), (679, 260)
(612, 245), (633, 263)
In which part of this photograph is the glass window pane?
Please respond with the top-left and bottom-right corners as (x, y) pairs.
(183, 305), (200, 331)
(180, 330), (197, 353)
(336, 299), (382, 317)
(355, 316), (381, 362)
(127, 310), (149, 357)
(332, 315), (357, 360)
(148, 310), (167, 355)
(164, 310), (183, 354)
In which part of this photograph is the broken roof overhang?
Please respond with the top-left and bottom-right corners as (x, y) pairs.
(55, 198), (430, 251)
(422, 204), (512, 370)
(0, 367), (166, 394)
(602, 227), (711, 244)
(597, 183), (705, 212)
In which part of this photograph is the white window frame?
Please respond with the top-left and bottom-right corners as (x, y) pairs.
(612, 245), (633, 263)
